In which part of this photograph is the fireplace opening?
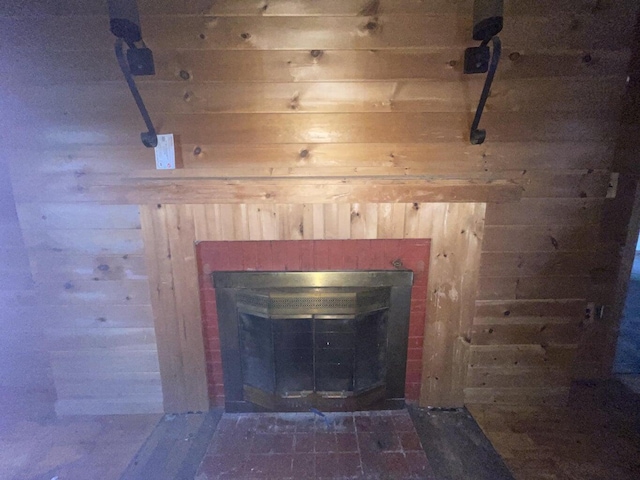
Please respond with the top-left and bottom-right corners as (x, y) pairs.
(213, 271), (413, 412)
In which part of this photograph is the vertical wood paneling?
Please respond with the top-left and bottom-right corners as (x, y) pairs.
(141, 202), (484, 411)
(421, 203), (485, 406)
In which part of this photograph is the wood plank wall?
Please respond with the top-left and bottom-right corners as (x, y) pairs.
(0, 159), (55, 418)
(1, 0), (637, 413)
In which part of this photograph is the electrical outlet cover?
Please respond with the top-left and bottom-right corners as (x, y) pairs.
(154, 134), (175, 169)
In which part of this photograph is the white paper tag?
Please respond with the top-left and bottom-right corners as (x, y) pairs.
(154, 134), (175, 169)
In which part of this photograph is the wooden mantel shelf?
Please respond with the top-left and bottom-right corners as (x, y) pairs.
(105, 176), (522, 204)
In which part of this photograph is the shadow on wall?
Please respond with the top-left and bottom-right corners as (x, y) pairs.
(0, 160), (56, 422)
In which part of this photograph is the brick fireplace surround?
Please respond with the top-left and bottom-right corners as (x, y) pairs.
(196, 239), (431, 407)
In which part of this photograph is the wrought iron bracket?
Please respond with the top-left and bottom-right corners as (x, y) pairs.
(114, 38), (158, 148)
(464, 36), (502, 145)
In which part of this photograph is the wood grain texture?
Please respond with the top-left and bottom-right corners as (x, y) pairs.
(421, 203), (485, 407)
(2, 0), (637, 17)
(0, 14), (634, 51)
(2, 0), (636, 413)
(140, 202), (484, 410)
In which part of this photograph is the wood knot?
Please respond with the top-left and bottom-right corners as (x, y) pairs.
(193, 146), (202, 156)
(310, 50), (323, 58)
(199, 33), (206, 39)
(299, 149), (309, 158)
(97, 264), (110, 272)
(364, 21), (378, 31)
(240, 32), (251, 39)
(508, 51), (521, 62)
(179, 70), (191, 80)
(582, 53), (592, 63)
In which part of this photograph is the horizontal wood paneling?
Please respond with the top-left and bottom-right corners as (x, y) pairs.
(482, 225), (600, 252)
(2, 49), (629, 86)
(3, 1), (635, 413)
(2, 112), (621, 148)
(0, 14), (634, 52)
(14, 305), (154, 329)
(3, 0), (636, 17)
(21, 228), (143, 254)
(29, 253), (148, 282)
(16, 203), (141, 229)
(6, 77), (625, 114)
(477, 276), (591, 301)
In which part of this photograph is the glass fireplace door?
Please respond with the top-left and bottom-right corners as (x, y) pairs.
(238, 305), (389, 411)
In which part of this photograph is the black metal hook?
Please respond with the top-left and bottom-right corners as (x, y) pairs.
(469, 36), (501, 145)
(114, 38), (157, 148)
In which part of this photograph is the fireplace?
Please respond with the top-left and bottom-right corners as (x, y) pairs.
(197, 239), (430, 409)
(213, 271), (413, 412)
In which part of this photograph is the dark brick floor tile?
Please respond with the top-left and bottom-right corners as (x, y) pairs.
(275, 414), (300, 432)
(207, 433), (251, 455)
(236, 415), (259, 431)
(214, 416), (238, 435)
(332, 415), (356, 432)
(405, 451), (437, 479)
(316, 452), (362, 479)
(295, 415), (318, 433)
(198, 454), (246, 479)
(251, 433), (295, 454)
(354, 415), (374, 432)
(358, 431), (402, 453)
(315, 432), (338, 452)
(399, 431), (423, 451)
(292, 453), (316, 478)
(244, 453), (293, 478)
(392, 413), (417, 432)
(336, 432), (359, 452)
(255, 415), (278, 433)
(294, 433), (315, 453)
(362, 452), (411, 479)
(369, 415), (395, 433)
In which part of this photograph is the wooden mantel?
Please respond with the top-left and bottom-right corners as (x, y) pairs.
(118, 177), (521, 205)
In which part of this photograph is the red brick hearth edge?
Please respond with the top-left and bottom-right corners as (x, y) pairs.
(196, 240), (430, 407)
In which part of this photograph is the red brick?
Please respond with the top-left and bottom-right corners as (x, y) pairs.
(407, 347), (423, 361)
(299, 242), (315, 270)
(406, 359), (422, 375)
(408, 336), (424, 349)
(365, 240), (388, 269)
(327, 240), (345, 269)
(314, 241), (330, 270)
(341, 240), (362, 269)
(255, 241), (275, 270)
(405, 383), (421, 400)
(198, 289), (216, 306)
(411, 286), (428, 302)
(208, 337), (221, 351)
(405, 370), (422, 385)
(272, 241), (291, 269)
(409, 317), (425, 337)
(227, 243), (244, 270)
